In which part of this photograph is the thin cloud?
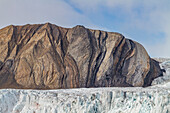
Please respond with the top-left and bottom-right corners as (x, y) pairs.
(0, 0), (170, 57)
(70, 0), (170, 57)
(0, 0), (93, 28)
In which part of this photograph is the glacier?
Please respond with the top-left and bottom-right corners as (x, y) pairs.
(0, 59), (170, 113)
(0, 86), (170, 113)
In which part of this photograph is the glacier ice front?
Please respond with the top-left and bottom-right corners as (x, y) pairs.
(0, 87), (170, 113)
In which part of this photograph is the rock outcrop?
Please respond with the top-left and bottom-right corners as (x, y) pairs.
(0, 23), (162, 89)
(152, 60), (170, 85)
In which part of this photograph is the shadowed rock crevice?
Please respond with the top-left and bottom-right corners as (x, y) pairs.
(143, 59), (162, 87)
(0, 23), (162, 89)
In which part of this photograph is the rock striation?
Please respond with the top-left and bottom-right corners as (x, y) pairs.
(0, 23), (162, 89)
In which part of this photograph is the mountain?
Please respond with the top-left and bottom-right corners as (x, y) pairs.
(0, 23), (162, 89)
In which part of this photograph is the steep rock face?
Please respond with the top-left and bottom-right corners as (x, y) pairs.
(152, 60), (170, 85)
(0, 23), (162, 89)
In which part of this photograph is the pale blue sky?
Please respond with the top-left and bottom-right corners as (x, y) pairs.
(0, 0), (170, 57)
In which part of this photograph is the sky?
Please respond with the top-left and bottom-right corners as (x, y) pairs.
(0, 0), (170, 57)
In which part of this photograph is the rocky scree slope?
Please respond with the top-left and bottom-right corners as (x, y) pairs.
(0, 23), (162, 89)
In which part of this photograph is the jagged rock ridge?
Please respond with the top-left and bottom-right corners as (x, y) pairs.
(0, 23), (162, 89)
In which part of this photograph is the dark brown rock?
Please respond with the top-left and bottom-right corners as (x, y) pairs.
(0, 23), (162, 89)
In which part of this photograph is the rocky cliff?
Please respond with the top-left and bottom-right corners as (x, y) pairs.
(0, 23), (162, 89)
